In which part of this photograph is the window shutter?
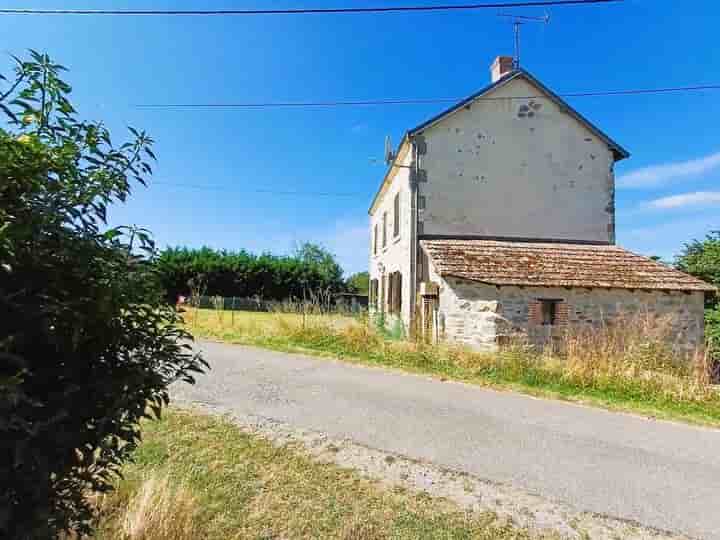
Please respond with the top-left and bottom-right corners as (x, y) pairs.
(528, 300), (542, 326)
(394, 193), (400, 237)
(396, 272), (402, 312)
(555, 301), (569, 326)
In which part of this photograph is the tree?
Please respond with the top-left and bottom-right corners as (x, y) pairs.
(0, 51), (206, 538)
(346, 271), (369, 294)
(292, 242), (344, 291)
(676, 232), (720, 365)
(676, 231), (720, 289)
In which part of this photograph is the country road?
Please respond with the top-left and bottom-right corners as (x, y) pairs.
(172, 340), (720, 540)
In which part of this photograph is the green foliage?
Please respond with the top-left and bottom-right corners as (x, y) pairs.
(345, 271), (369, 294)
(676, 231), (720, 362)
(292, 241), (344, 289)
(0, 51), (206, 538)
(676, 231), (720, 290)
(156, 244), (345, 302)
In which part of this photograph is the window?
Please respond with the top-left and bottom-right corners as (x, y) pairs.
(369, 279), (379, 308)
(540, 300), (558, 326)
(388, 272), (402, 313)
(373, 224), (378, 255)
(529, 299), (566, 326)
(393, 193), (400, 237)
(382, 212), (387, 248)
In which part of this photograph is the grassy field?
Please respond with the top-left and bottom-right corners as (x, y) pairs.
(90, 408), (550, 540)
(184, 308), (720, 427)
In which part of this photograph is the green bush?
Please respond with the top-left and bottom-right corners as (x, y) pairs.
(0, 51), (206, 538)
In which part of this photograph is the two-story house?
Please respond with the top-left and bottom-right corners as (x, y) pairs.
(368, 56), (715, 350)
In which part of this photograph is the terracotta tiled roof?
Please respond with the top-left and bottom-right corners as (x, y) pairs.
(420, 239), (716, 292)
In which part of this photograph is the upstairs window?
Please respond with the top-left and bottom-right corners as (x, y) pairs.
(382, 212), (387, 248)
(373, 223), (378, 255)
(393, 193), (400, 238)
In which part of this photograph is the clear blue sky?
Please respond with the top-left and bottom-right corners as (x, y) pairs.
(2, 0), (718, 274)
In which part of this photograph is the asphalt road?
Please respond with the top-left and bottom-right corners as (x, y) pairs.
(173, 341), (720, 540)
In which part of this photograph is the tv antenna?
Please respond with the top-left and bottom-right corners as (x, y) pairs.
(384, 135), (395, 165)
(498, 12), (550, 69)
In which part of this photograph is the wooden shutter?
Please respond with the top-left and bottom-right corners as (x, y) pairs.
(393, 193), (400, 237)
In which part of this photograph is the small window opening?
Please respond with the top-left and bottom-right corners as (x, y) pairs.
(540, 300), (559, 326)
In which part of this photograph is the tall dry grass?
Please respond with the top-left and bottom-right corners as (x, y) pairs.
(88, 473), (198, 540)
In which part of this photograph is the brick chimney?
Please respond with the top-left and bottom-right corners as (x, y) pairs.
(490, 56), (514, 83)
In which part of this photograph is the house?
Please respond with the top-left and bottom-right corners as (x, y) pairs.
(368, 56), (715, 351)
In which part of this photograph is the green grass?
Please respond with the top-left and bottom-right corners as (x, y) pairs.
(184, 308), (720, 428)
(92, 408), (551, 540)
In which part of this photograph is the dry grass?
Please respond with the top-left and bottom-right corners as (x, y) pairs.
(185, 308), (720, 426)
(87, 409), (547, 540)
(119, 474), (198, 540)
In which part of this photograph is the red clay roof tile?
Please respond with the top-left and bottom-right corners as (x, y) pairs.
(420, 239), (716, 292)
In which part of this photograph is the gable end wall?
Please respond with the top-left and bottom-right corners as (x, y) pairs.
(417, 77), (616, 243)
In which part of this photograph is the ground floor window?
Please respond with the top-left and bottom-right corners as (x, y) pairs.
(369, 279), (379, 308)
(541, 299), (558, 326)
(388, 272), (402, 314)
(529, 298), (567, 326)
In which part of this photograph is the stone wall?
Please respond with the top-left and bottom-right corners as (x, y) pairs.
(430, 272), (706, 353)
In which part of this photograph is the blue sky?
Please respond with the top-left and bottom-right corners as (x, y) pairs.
(1, 0), (718, 274)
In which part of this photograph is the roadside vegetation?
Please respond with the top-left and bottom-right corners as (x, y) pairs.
(86, 408), (548, 540)
(1, 52), (206, 538)
(186, 307), (720, 427)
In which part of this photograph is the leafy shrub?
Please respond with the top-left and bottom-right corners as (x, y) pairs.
(0, 51), (206, 538)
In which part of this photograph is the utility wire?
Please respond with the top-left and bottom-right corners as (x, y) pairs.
(0, 0), (621, 16)
(152, 182), (364, 197)
(137, 84), (720, 109)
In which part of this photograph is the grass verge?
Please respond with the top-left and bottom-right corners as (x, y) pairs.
(185, 309), (720, 428)
(90, 408), (549, 539)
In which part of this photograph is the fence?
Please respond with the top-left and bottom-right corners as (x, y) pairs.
(181, 294), (368, 314)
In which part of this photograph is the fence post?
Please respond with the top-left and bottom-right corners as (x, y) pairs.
(231, 296), (236, 327)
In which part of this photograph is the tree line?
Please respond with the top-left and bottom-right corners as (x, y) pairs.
(155, 244), (369, 301)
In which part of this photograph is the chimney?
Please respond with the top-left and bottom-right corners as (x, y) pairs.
(490, 56), (514, 83)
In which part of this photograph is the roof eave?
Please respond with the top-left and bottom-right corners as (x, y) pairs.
(440, 272), (715, 292)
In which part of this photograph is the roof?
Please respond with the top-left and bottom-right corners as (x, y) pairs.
(409, 69), (630, 161)
(420, 239), (716, 292)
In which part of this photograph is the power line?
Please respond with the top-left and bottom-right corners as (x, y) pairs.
(0, 0), (621, 16)
(136, 84), (720, 109)
(152, 181), (364, 197)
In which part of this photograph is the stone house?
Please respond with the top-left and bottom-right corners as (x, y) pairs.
(368, 56), (715, 350)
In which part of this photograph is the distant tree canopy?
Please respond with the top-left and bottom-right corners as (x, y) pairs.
(346, 271), (369, 294)
(156, 243), (346, 301)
